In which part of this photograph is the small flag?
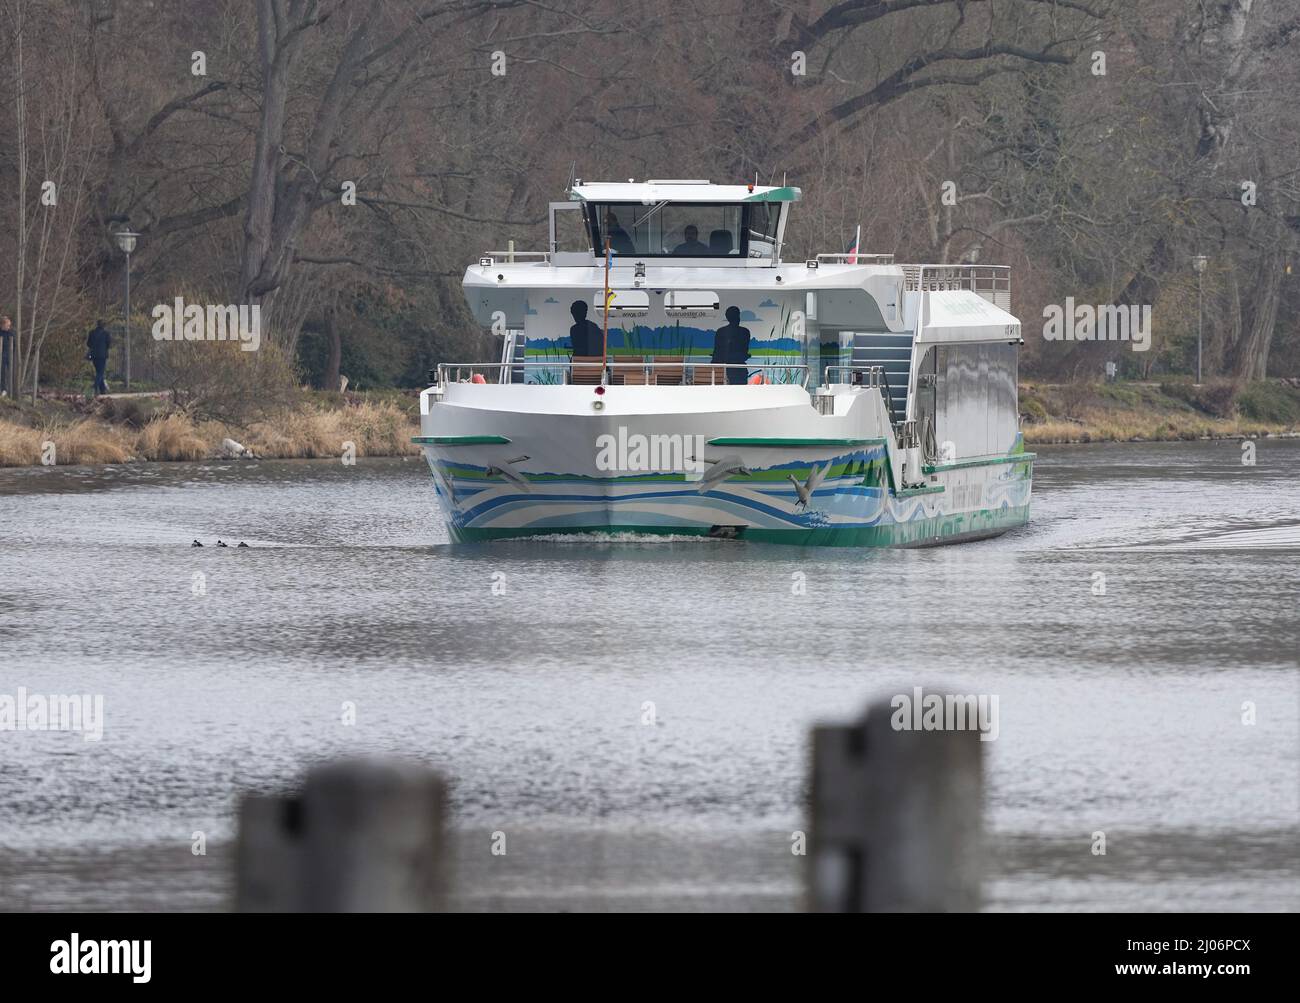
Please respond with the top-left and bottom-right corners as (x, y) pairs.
(603, 241), (616, 310)
(845, 225), (860, 265)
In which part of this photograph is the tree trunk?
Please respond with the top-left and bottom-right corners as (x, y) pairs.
(323, 299), (342, 392)
(1234, 247), (1283, 381)
(12, 0), (26, 397)
(239, 0), (312, 320)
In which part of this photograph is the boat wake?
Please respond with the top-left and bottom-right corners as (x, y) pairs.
(1089, 520), (1300, 552)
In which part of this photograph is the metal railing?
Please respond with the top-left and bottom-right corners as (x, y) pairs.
(481, 250), (551, 264)
(814, 253), (895, 265)
(435, 360), (809, 388)
(824, 364), (886, 388)
(901, 264), (1010, 302)
(822, 364), (894, 416)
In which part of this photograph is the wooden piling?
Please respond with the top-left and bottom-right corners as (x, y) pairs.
(236, 760), (446, 912)
(809, 691), (984, 911)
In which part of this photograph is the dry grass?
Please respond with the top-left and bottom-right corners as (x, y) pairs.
(1019, 380), (1299, 444)
(136, 413), (211, 461)
(0, 422), (44, 465)
(1022, 404), (1284, 443)
(0, 400), (420, 467)
(54, 422), (135, 464)
(242, 402), (420, 459)
(0, 420), (135, 466)
(5, 385), (1294, 465)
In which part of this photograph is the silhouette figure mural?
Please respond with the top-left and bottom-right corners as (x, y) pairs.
(569, 299), (603, 356)
(711, 306), (751, 384)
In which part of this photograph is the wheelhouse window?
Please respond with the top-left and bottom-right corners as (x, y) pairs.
(745, 202), (780, 259)
(587, 202), (773, 257)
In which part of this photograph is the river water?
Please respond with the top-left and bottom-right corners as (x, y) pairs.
(1, 440), (1297, 911)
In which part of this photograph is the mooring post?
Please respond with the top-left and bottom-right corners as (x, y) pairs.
(237, 760), (447, 912)
(809, 692), (984, 911)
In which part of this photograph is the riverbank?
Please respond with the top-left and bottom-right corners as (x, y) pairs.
(1019, 378), (1300, 443)
(2, 379), (1298, 466)
(0, 390), (421, 467)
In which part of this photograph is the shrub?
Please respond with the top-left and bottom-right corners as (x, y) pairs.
(1020, 396), (1048, 423)
(1236, 381), (1300, 425)
(1159, 378), (1238, 418)
(158, 338), (301, 426)
(96, 396), (150, 428)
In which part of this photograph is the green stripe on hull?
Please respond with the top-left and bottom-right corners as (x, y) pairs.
(448, 503), (1030, 548)
(413, 435), (512, 445)
(923, 451), (1037, 473)
(707, 437), (886, 447)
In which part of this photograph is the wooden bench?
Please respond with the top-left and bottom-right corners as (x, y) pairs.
(610, 356), (645, 385)
(694, 365), (727, 386)
(569, 356), (605, 385)
(651, 355), (685, 386)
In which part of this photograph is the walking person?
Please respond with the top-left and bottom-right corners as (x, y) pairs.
(0, 315), (12, 397)
(86, 319), (111, 396)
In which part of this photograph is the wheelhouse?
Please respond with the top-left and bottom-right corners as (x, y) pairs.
(552, 179), (799, 265)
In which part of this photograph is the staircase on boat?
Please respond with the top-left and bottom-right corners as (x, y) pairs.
(851, 331), (912, 423)
(500, 329), (526, 383)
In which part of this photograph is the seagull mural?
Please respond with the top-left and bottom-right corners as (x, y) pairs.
(787, 462), (831, 510)
(485, 455), (532, 492)
(431, 465), (459, 503)
(691, 454), (753, 493)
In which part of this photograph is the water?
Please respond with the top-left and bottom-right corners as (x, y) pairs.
(1, 441), (1297, 910)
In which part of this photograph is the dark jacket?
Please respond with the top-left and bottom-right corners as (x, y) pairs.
(87, 324), (112, 360)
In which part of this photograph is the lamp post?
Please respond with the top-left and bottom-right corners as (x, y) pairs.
(1192, 254), (1207, 384)
(114, 229), (139, 390)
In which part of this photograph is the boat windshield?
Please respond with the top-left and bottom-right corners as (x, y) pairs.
(588, 202), (774, 258)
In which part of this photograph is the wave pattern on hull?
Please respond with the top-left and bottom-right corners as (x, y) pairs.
(425, 445), (1034, 548)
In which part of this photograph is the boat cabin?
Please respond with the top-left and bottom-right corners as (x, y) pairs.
(455, 179), (1024, 464)
(551, 179), (799, 265)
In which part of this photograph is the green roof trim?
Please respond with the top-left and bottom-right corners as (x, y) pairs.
(743, 186), (801, 202)
(706, 436), (885, 447)
(412, 435), (511, 445)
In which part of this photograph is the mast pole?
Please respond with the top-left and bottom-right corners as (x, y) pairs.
(601, 236), (611, 378)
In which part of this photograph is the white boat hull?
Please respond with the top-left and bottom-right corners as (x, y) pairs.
(417, 383), (1033, 547)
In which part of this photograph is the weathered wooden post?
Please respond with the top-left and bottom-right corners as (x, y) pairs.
(809, 690), (985, 911)
(237, 760), (447, 912)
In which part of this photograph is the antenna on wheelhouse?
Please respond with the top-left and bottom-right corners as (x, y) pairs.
(564, 160), (577, 195)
